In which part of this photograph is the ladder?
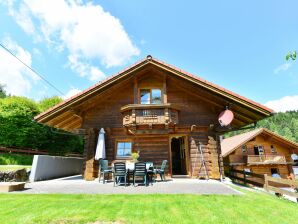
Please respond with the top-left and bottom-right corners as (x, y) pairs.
(197, 144), (209, 180)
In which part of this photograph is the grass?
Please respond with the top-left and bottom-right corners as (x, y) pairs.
(0, 165), (31, 171)
(0, 190), (297, 224)
(0, 153), (33, 165)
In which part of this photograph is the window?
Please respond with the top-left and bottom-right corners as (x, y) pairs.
(140, 89), (151, 104)
(271, 145), (276, 153)
(151, 89), (162, 104)
(140, 89), (162, 104)
(241, 145), (247, 153)
(116, 142), (132, 158)
(258, 146), (264, 155)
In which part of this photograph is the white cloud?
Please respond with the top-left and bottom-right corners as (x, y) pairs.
(274, 62), (291, 74)
(265, 95), (298, 112)
(68, 54), (105, 81)
(7, 0), (140, 81)
(0, 36), (39, 96)
(8, 3), (36, 35)
(63, 87), (81, 100)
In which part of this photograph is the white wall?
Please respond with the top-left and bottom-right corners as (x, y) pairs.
(29, 155), (83, 182)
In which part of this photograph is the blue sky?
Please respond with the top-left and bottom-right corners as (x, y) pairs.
(0, 0), (297, 112)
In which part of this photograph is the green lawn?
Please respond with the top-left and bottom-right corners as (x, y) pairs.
(0, 190), (297, 224)
(0, 153), (33, 165)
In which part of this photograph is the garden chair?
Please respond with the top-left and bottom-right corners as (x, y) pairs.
(155, 160), (167, 181)
(145, 162), (155, 185)
(99, 159), (113, 184)
(113, 162), (127, 187)
(133, 162), (147, 186)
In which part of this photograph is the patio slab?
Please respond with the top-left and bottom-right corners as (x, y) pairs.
(11, 175), (241, 195)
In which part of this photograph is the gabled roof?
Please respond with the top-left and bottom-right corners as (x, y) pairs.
(34, 55), (273, 129)
(221, 128), (298, 157)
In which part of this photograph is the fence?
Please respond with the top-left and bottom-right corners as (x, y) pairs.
(0, 146), (48, 155)
(228, 168), (298, 201)
(228, 168), (264, 187)
(264, 174), (298, 200)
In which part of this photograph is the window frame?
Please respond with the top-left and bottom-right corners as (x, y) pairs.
(270, 145), (277, 153)
(139, 88), (162, 104)
(115, 140), (133, 159)
(241, 145), (247, 153)
(258, 145), (264, 155)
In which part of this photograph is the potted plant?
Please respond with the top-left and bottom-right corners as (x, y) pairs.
(131, 151), (140, 162)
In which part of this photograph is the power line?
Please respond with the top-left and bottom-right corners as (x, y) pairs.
(0, 43), (65, 97)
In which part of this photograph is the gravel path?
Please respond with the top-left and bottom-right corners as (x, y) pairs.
(14, 175), (241, 195)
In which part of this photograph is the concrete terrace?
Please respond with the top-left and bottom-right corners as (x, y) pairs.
(14, 175), (241, 195)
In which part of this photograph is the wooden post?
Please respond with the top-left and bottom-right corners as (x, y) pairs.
(264, 174), (268, 191)
(163, 75), (167, 103)
(134, 77), (138, 104)
(243, 170), (246, 185)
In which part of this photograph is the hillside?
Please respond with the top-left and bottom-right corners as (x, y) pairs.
(226, 111), (298, 142)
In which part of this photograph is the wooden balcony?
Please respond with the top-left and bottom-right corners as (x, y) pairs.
(228, 154), (290, 165)
(247, 155), (287, 165)
(120, 104), (179, 129)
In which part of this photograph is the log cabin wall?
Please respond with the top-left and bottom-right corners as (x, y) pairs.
(80, 69), (224, 180)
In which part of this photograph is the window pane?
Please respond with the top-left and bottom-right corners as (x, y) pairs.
(124, 142), (132, 149)
(117, 148), (124, 156)
(117, 142), (125, 149)
(152, 89), (161, 104)
(124, 148), (132, 156)
(117, 141), (132, 157)
(140, 89), (150, 104)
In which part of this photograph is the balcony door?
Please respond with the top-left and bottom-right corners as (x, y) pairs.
(171, 136), (187, 175)
(254, 145), (264, 155)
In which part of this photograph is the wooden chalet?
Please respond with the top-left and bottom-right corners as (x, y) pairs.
(222, 128), (298, 178)
(34, 56), (273, 180)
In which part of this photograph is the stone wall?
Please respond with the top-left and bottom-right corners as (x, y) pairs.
(0, 169), (28, 182)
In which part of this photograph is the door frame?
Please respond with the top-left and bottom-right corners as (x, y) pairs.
(169, 135), (190, 176)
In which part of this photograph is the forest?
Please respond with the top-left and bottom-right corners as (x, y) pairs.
(226, 110), (298, 142)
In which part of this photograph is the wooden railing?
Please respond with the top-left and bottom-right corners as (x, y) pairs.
(227, 168), (265, 187)
(227, 169), (298, 201)
(229, 154), (289, 165)
(0, 146), (49, 155)
(120, 104), (179, 127)
(247, 155), (287, 164)
(264, 174), (298, 200)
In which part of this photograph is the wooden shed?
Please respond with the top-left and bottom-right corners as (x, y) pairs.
(222, 128), (298, 178)
(34, 56), (273, 180)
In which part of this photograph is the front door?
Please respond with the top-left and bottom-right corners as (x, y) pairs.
(171, 137), (187, 175)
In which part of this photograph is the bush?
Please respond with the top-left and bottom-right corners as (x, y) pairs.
(0, 153), (33, 165)
(0, 96), (83, 155)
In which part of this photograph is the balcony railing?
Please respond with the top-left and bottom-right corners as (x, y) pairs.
(120, 104), (179, 128)
(228, 154), (291, 165)
(247, 155), (287, 164)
